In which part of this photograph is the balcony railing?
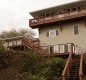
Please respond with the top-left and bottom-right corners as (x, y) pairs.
(29, 8), (86, 28)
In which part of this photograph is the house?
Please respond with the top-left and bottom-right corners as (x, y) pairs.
(29, 0), (86, 54)
(2, 36), (39, 51)
(2, 36), (26, 51)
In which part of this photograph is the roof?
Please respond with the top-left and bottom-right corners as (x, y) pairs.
(29, 0), (86, 18)
(2, 36), (25, 41)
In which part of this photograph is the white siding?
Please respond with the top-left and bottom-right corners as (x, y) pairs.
(39, 20), (86, 52)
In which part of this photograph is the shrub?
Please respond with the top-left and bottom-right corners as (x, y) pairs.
(0, 49), (65, 80)
(40, 58), (65, 80)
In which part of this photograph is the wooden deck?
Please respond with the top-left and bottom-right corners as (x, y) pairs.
(7, 38), (75, 57)
(29, 8), (86, 28)
(42, 52), (70, 57)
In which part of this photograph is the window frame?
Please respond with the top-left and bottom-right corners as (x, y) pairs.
(46, 29), (59, 37)
(73, 24), (79, 35)
(49, 45), (56, 54)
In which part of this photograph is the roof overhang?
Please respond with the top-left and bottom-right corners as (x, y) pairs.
(29, 0), (86, 18)
(2, 36), (25, 42)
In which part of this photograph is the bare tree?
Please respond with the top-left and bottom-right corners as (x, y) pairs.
(0, 28), (36, 39)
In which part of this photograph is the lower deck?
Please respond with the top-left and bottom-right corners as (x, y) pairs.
(7, 39), (75, 57)
(42, 53), (70, 57)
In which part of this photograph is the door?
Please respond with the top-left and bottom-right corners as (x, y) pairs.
(49, 46), (54, 54)
(64, 44), (68, 53)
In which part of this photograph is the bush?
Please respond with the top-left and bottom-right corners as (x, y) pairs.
(0, 41), (7, 70)
(0, 49), (65, 80)
(18, 53), (65, 80)
(39, 58), (65, 80)
(18, 51), (46, 74)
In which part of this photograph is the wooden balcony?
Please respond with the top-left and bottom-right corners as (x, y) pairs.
(29, 8), (86, 28)
(41, 43), (75, 57)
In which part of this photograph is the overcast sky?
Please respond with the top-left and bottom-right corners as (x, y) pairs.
(0, 0), (78, 36)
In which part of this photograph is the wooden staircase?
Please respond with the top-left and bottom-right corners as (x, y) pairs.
(23, 38), (49, 54)
(60, 52), (84, 80)
(66, 55), (80, 80)
(24, 38), (84, 80)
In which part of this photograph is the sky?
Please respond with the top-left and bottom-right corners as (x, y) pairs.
(0, 0), (78, 37)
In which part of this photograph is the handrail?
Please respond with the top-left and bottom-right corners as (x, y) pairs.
(79, 52), (84, 80)
(23, 38), (75, 55)
(61, 52), (72, 80)
(23, 38), (49, 54)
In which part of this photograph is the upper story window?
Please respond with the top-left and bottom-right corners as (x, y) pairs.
(12, 41), (15, 46)
(71, 8), (76, 11)
(73, 24), (79, 35)
(45, 13), (51, 20)
(46, 30), (59, 37)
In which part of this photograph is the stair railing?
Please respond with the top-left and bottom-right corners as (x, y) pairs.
(61, 52), (72, 80)
(61, 44), (74, 80)
(23, 38), (49, 54)
(79, 51), (84, 80)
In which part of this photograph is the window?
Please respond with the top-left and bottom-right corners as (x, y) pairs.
(12, 41), (15, 46)
(73, 24), (79, 35)
(71, 8), (76, 11)
(46, 31), (49, 37)
(64, 44), (72, 53)
(46, 30), (59, 37)
(64, 44), (68, 52)
(49, 45), (58, 53)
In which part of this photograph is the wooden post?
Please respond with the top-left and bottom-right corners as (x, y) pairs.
(84, 17), (86, 28)
(59, 22), (62, 32)
(74, 44), (75, 54)
(58, 44), (60, 53)
(63, 76), (65, 80)
(24, 45), (26, 51)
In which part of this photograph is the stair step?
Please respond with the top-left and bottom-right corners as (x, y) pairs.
(70, 62), (80, 63)
(69, 74), (79, 75)
(71, 62), (80, 64)
(69, 70), (79, 72)
(69, 65), (79, 67)
(65, 77), (79, 80)
(69, 69), (79, 71)
(70, 68), (79, 70)
(69, 73), (79, 74)
(69, 68), (79, 70)
(69, 66), (79, 68)
(72, 60), (80, 61)
(66, 75), (79, 77)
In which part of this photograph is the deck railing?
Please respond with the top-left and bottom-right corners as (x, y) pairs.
(24, 38), (75, 56)
(23, 38), (49, 54)
(29, 8), (86, 27)
(42, 43), (75, 55)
